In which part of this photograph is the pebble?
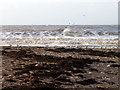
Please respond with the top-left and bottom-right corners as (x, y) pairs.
(88, 72), (92, 74)
(29, 71), (34, 74)
(107, 64), (110, 67)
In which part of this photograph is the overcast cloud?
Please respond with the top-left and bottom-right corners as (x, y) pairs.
(0, 0), (118, 25)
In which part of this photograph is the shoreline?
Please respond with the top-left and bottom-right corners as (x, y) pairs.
(1, 46), (120, 89)
(0, 45), (119, 49)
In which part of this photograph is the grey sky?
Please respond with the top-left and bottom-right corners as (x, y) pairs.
(0, 0), (118, 25)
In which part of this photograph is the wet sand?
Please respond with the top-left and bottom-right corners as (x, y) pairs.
(1, 46), (120, 89)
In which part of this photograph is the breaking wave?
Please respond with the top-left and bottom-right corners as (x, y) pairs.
(0, 26), (118, 48)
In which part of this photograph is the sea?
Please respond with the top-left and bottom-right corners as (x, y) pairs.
(0, 25), (119, 49)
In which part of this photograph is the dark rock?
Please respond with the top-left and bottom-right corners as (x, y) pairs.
(56, 74), (70, 82)
(89, 68), (98, 72)
(6, 78), (17, 82)
(110, 64), (120, 67)
(107, 61), (116, 63)
(76, 79), (99, 85)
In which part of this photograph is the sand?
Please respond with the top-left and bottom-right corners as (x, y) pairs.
(1, 46), (120, 89)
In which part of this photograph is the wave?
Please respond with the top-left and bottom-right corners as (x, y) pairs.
(0, 26), (118, 48)
(0, 33), (118, 48)
(0, 28), (118, 39)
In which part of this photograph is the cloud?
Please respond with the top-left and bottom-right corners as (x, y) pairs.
(0, 0), (118, 25)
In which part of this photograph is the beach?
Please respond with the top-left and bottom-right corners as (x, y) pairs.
(1, 46), (119, 89)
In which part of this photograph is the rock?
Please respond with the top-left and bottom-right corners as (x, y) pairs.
(76, 73), (84, 78)
(69, 76), (78, 83)
(56, 74), (70, 82)
(76, 79), (99, 85)
(107, 65), (110, 67)
(5, 78), (17, 82)
(110, 64), (120, 67)
(29, 71), (34, 74)
(2, 73), (8, 76)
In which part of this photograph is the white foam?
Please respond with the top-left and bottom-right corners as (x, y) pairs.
(0, 31), (118, 49)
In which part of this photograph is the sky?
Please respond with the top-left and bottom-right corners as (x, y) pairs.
(0, 0), (119, 25)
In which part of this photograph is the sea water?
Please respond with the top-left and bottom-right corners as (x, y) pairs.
(0, 25), (119, 49)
